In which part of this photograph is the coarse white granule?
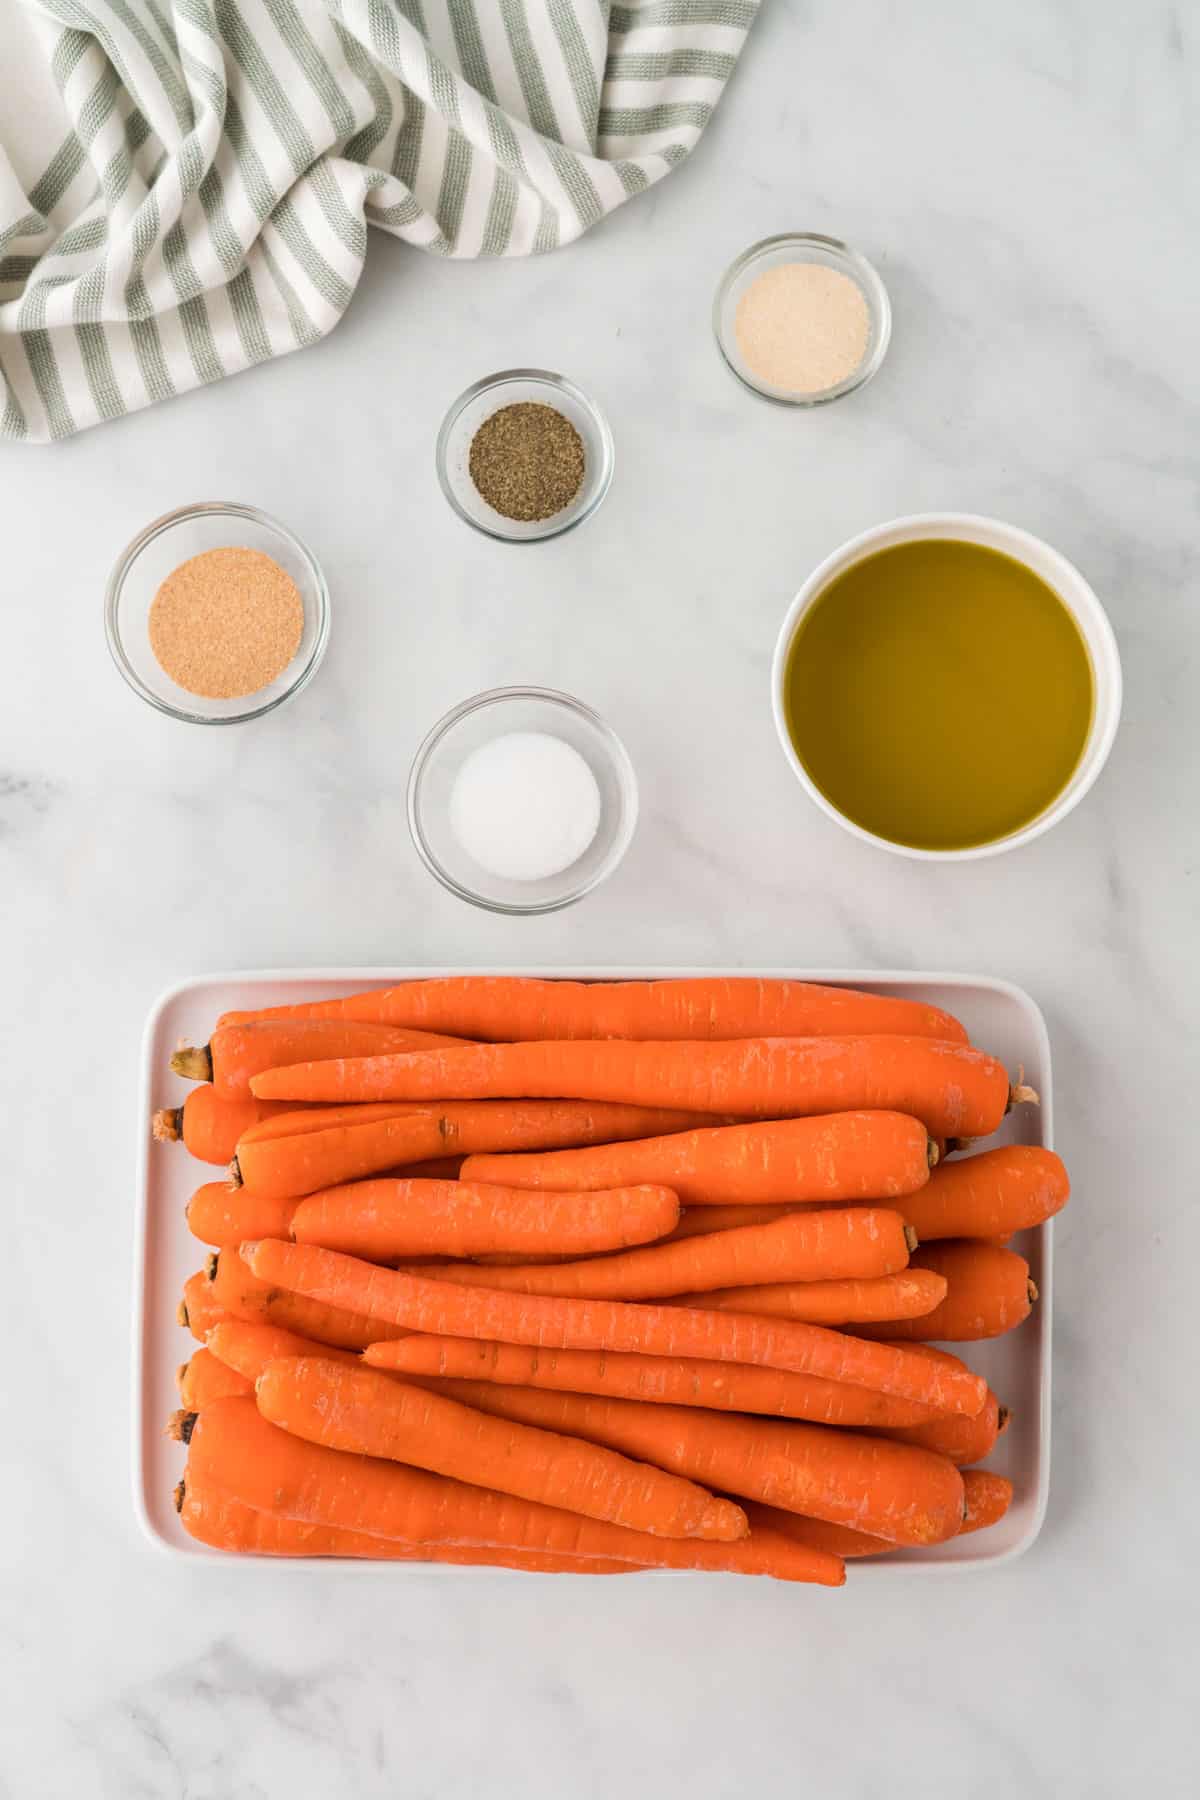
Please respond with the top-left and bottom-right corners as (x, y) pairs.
(734, 262), (871, 395)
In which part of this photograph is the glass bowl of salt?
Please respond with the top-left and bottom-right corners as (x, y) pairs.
(407, 686), (639, 913)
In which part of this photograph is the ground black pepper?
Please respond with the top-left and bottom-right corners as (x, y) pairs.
(468, 402), (585, 522)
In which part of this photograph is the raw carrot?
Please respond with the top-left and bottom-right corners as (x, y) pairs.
(177, 1270), (229, 1341)
(406, 1379), (966, 1546)
(182, 1399), (843, 1584)
(175, 1474), (630, 1571)
(206, 1250), (408, 1352)
(607, 1203), (801, 1247)
(674, 1268), (948, 1326)
(152, 1087), (309, 1165)
(741, 1470), (1013, 1557)
(897, 1145), (1069, 1241)
(462, 1113), (936, 1206)
(879, 1381), (1007, 1466)
(858, 1242), (1037, 1342)
(176, 1347), (252, 1408)
(204, 1319), (362, 1382)
(397, 1208), (916, 1302)
(959, 1468), (1015, 1533)
(233, 1107), (449, 1199)
(186, 1181), (297, 1248)
(221, 974), (967, 1044)
(289, 1178), (681, 1262)
(256, 1356), (748, 1541)
(172, 1019), (472, 1100)
(232, 1100), (724, 1200)
(242, 1239), (988, 1414)
(366, 1335), (939, 1428)
(251, 1036), (1022, 1140)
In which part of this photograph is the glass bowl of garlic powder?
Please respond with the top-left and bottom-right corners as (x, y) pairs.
(407, 686), (639, 913)
(714, 233), (891, 406)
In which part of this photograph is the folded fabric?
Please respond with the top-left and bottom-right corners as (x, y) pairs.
(0, 0), (758, 442)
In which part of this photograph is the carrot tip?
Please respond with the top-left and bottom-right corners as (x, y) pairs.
(165, 1409), (196, 1444)
(171, 1044), (213, 1083)
(205, 1252), (219, 1281)
(903, 1224), (919, 1253)
(226, 1158), (243, 1190)
(176, 1300), (190, 1329)
(927, 1137), (940, 1168)
(173, 1478), (186, 1515)
(1008, 1066), (1040, 1110)
(152, 1107), (183, 1143)
(997, 1405), (1012, 1435)
(174, 1360), (188, 1394)
(1027, 1279), (1039, 1304)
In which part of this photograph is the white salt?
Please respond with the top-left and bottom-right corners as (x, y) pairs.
(449, 731), (602, 882)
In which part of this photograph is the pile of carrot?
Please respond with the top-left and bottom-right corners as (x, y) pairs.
(157, 974), (1063, 1580)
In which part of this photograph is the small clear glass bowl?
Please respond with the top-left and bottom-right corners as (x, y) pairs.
(408, 686), (638, 914)
(105, 501), (330, 724)
(713, 232), (891, 406)
(436, 370), (614, 542)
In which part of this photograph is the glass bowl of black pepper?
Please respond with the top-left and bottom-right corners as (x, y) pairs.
(436, 370), (614, 542)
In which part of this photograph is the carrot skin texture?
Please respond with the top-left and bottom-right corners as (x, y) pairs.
(255, 1357), (747, 1541)
(207, 1251), (408, 1352)
(178, 1270), (229, 1341)
(234, 1101), (724, 1201)
(243, 1239), (988, 1415)
(462, 1113), (934, 1207)
(742, 1470), (1013, 1557)
(176, 1348), (253, 1408)
(289, 1178), (681, 1262)
(221, 974), (967, 1044)
(406, 1378), (966, 1546)
(647, 1204), (800, 1245)
(250, 1036), (1010, 1140)
(898, 1146), (1069, 1241)
(675, 1269), (948, 1326)
(204, 1320), (364, 1382)
(202, 1020), (470, 1100)
(396, 1208), (914, 1301)
(186, 1399), (843, 1583)
(858, 1242), (1036, 1342)
(176, 1477), (630, 1570)
(186, 1182), (298, 1248)
(959, 1468), (1015, 1533)
(370, 1335), (940, 1429)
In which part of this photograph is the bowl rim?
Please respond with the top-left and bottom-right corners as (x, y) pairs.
(406, 683), (639, 913)
(713, 231), (892, 407)
(434, 369), (615, 543)
(770, 511), (1123, 861)
(104, 500), (331, 725)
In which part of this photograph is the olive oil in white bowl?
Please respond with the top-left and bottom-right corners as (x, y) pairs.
(772, 516), (1121, 859)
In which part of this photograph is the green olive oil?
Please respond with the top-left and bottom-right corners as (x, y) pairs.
(783, 540), (1095, 851)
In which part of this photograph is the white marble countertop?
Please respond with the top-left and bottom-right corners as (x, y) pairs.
(1, 2), (1196, 1793)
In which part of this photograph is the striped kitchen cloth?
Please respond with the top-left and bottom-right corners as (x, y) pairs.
(0, 0), (758, 442)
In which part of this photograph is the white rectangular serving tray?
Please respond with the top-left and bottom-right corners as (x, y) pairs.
(134, 968), (1053, 1573)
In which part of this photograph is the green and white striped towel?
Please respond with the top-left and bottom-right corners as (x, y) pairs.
(0, 0), (758, 442)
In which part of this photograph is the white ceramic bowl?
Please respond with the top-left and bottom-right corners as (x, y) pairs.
(771, 513), (1122, 860)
